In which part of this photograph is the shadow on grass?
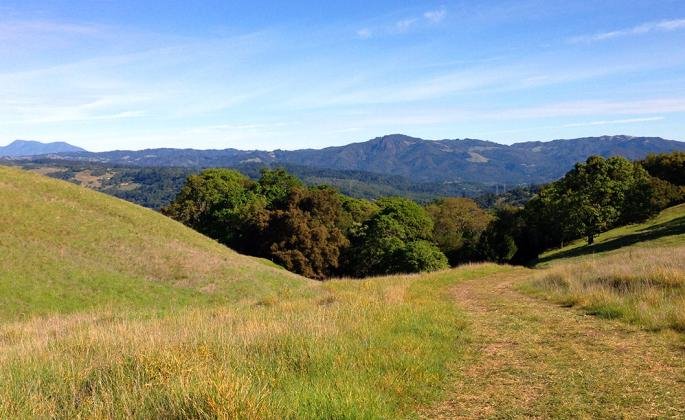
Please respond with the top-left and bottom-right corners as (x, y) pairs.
(537, 215), (685, 264)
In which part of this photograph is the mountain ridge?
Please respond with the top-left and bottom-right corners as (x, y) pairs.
(5, 134), (685, 184)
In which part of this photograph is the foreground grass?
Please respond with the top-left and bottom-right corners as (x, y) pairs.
(425, 268), (685, 418)
(0, 264), (504, 418)
(2, 166), (508, 417)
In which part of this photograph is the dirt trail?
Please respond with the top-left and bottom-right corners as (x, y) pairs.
(423, 267), (685, 418)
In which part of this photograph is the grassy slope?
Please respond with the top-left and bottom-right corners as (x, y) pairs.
(0, 165), (308, 319)
(537, 203), (685, 265)
(526, 203), (685, 331)
(0, 166), (496, 418)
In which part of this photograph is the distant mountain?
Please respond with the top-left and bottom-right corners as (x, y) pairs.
(274, 134), (685, 183)
(0, 140), (86, 157)
(10, 134), (685, 184)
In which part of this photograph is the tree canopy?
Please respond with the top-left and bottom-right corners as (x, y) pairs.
(163, 153), (684, 278)
(426, 197), (492, 265)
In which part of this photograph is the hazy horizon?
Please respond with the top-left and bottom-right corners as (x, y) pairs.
(2, 1), (685, 151)
(4, 132), (685, 153)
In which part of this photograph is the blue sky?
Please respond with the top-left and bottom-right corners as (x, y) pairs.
(1, 0), (684, 151)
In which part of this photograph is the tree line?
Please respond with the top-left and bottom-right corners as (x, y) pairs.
(163, 152), (685, 279)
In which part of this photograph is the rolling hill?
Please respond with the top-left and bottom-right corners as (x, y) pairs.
(0, 140), (85, 157)
(0, 164), (683, 417)
(0, 165), (306, 318)
(0, 164), (489, 417)
(21, 134), (685, 184)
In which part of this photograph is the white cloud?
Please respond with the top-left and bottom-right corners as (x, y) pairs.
(569, 18), (685, 43)
(341, 99), (685, 129)
(394, 18), (417, 33)
(356, 28), (372, 39)
(356, 8), (446, 39)
(424, 8), (447, 24)
(0, 20), (103, 38)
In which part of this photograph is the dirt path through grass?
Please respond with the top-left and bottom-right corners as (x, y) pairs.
(423, 267), (685, 418)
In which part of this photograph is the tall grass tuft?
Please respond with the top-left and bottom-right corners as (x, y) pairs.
(527, 247), (685, 331)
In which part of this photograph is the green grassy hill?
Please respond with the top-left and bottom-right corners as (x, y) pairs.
(537, 202), (685, 266)
(0, 165), (308, 319)
(527, 203), (685, 331)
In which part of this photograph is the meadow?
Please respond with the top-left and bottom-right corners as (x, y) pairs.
(0, 265), (508, 418)
(1, 166), (684, 418)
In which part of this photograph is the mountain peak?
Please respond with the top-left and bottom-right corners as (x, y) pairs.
(0, 140), (86, 157)
(375, 134), (422, 143)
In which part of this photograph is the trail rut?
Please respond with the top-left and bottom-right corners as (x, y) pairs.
(423, 268), (685, 418)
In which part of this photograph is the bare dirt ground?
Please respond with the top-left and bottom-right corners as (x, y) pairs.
(423, 267), (685, 418)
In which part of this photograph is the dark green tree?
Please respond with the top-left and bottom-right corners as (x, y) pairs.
(257, 168), (304, 208)
(425, 197), (492, 265)
(162, 168), (256, 245)
(348, 197), (447, 276)
(641, 152), (685, 186)
(516, 156), (657, 255)
(478, 205), (522, 263)
(264, 186), (350, 279)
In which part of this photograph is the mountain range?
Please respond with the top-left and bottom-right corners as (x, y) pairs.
(0, 140), (86, 157)
(4, 134), (685, 185)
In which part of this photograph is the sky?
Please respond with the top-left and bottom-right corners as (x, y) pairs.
(1, 0), (684, 151)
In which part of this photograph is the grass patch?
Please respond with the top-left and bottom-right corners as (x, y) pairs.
(528, 204), (685, 332)
(525, 247), (685, 332)
(0, 265), (504, 418)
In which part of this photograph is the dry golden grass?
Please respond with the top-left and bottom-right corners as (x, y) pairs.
(527, 246), (685, 331)
(73, 170), (114, 188)
(0, 266), (503, 419)
(425, 268), (685, 418)
(3, 165), (684, 417)
(27, 166), (67, 176)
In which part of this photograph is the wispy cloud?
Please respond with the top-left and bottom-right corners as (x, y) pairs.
(356, 28), (372, 39)
(569, 18), (685, 43)
(562, 116), (665, 128)
(495, 98), (685, 119)
(424, 8), (447, 24)
(342, 99), (685, 130)
(394, 18), (417, 33)
(356, 7), (447, 38)
(0, 20), (103, 38)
